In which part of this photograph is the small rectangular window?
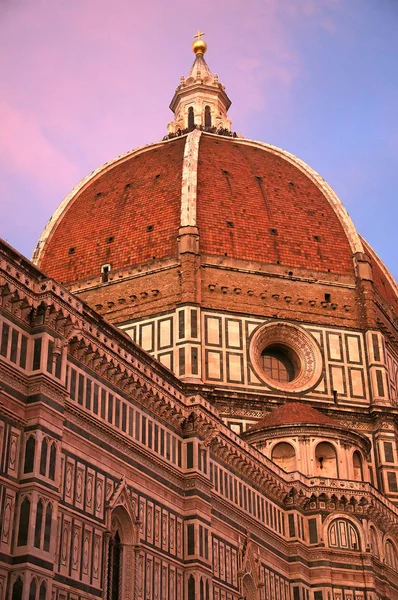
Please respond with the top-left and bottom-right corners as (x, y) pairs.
(135, 412), (140, 440)
(187, 524), (195, 555)
(387, 471), (398, 493)
(309, 518), (318, 543)
(172, 437), (176, 464)
(70, 369), (77, 400)
(178, 311), (185, 339)
(10, 329), (19, 364)
(93, 384), (99, 414)
(179, 347), (185, 376)
(288, 514), (295, 537)
(121, 403), (127, 432)
(191, 310), (198, 338)
(141, 416), (147, 445)
(85, 378), (92, 410)
(78, 373), (84, 405)
(154, 424), (159, 453)
(372, 333), (381, 361)
(101, 389), (106, 419)
(33, 337), (42, 370)
(147, 420), (152, 448)
(108, 393), (114, 423)
(191, 347), (198, 375)
(128, 407), (133, 436)
(214, 466), (219, 491)
(376, 370), (385, 397)
(46, 340), (54, 373)
(384, 441), (394, 463)
(55, 353), (62, 379)
(314, 592), (323, 600)
(160, 428), (165, 455)
(178, 440), (182, 467)
(166, 432), (171, 461)
(0, 323), (10, 357)
(20, 335), (28, 369)
(187, 442), (194, 469)
(115, 398), (121, 428)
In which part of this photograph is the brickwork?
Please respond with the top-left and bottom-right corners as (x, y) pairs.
(39, 137), (185, 283)
(196, 135), (355, 274)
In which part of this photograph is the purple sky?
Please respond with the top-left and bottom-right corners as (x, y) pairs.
(1, 0), (397, 279)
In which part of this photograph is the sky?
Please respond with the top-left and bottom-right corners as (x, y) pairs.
(1, 0), (397, 279)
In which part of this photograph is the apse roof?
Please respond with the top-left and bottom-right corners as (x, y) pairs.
(248, 401), (338, 431)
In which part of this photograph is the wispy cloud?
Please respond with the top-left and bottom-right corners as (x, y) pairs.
(0, 98), (79, 191)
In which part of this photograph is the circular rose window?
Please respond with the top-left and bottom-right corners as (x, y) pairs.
(249, 322), (323, 393)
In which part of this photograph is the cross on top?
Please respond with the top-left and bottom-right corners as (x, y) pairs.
(194, 30), (205, 41)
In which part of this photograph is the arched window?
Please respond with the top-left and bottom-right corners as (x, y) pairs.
(204, 105), (212, 127)
(39, 581), (47, 600)
(188, 575), (195, 600)
(206, 580), (209, 600)
(49, 443), (56, 480)
(24, 436), (35, 473)
(107, 530), (121, 600)
(369, 526), (379, 558)
(200, 577), (204, 600)
(315, 442), (338, 478)
(34, 500), (43, 548)
(17, 497), (30, 546)
(40, 438), (48, 476)
(353, 451), (363, 481)
(12, 577), (23, 600)
(43, 504), (52, 551)
(271, 442), (296, 472)
(328, 519), (360, 551)
(188, 107), (195, 130)
(385, 540), (398, 570)
(29, 579), (37, 600)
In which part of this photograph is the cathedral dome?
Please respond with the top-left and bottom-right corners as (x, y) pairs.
(34, 131), (361, 283)
(32, 37), (398, 326)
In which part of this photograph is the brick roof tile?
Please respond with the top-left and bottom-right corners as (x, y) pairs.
(248, 401), (337, 431)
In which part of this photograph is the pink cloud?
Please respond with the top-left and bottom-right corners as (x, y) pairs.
(0, 98), (79, 192)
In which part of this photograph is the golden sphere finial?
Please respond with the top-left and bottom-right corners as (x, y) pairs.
(192, 30), (207, 55)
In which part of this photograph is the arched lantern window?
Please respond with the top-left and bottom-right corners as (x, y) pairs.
(204, 105), (212, 127)
(188, 107), (195, 130)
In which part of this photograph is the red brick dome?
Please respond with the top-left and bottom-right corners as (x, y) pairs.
(33, 131), (379, 287)
(247, 401), (337, 431)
